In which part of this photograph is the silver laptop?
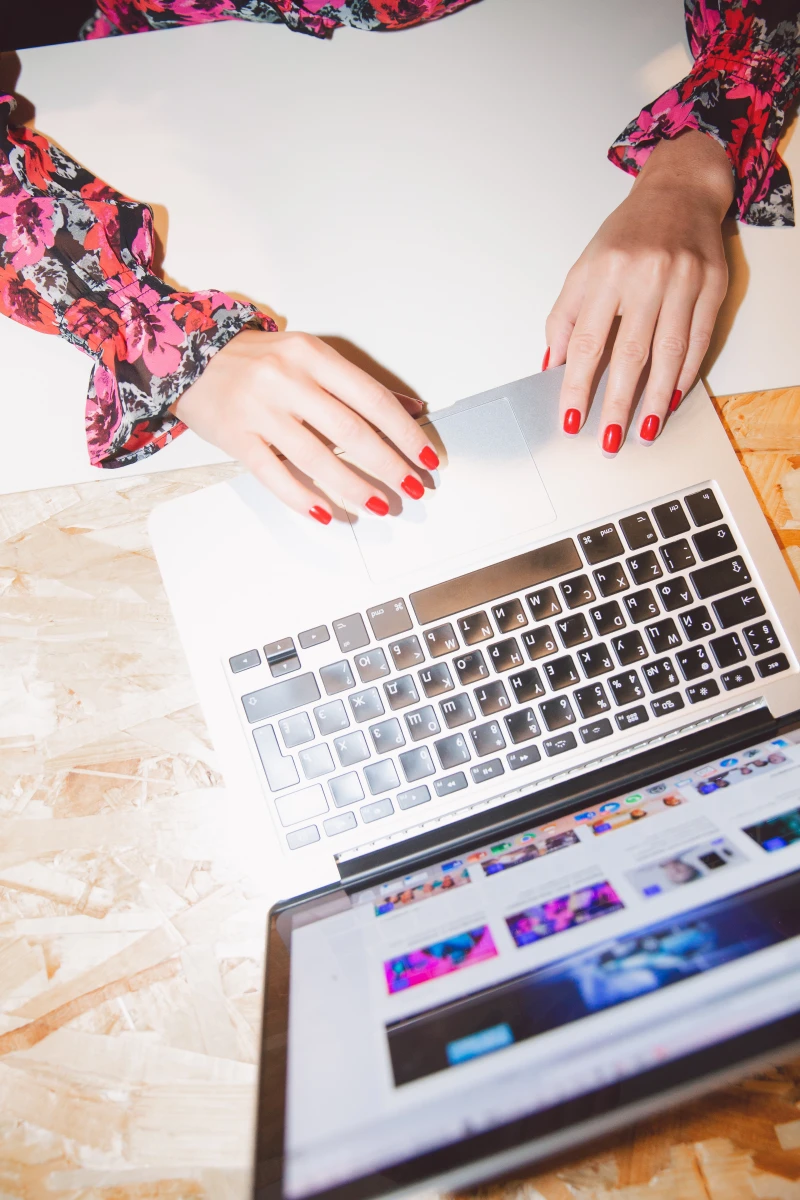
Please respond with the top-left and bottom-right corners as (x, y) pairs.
(149, 367), (800, 1200)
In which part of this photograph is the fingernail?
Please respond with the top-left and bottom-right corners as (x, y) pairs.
(309, 505), (332, 526)
(669, 389), (683, 413)
(542, 347), (550, 371)
(563, 407), (581, 436)
(640, 414), (660, 442)
(366, 496), (390, 516)
(602, 424), (622, 456)
(419, 445), (439, 471)
(401, 474), (425, 500)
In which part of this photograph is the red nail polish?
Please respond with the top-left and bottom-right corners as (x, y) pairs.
(669, 389), (683, 413)
(401, 475), (425, 500)
(419, 445), (439, 471)
(602, 424), (622, 455)
(563, 408), (581, 435)
(366, 496), (389, 516)
(640, 414), (660, 442)
(542, 347), (550, 371)
(309, 506), (331, 526)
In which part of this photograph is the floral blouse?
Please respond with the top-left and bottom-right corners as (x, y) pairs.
(1, 0), (799, 470)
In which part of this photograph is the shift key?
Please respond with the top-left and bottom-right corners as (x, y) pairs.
(690, 556), (751, 601)
(242, 673), (321, 723)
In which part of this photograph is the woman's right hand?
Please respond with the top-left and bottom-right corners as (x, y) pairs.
(171, 329), (440, 525)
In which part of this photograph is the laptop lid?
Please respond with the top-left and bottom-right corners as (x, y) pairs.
(255, 709), (800, 1200)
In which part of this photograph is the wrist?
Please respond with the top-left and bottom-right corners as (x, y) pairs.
(634, 130), (735, 220)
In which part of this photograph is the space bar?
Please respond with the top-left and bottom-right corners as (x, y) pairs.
(409, 538), (581, 625)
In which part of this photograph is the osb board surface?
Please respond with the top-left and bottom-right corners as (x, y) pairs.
(1, 394), (799, 1200)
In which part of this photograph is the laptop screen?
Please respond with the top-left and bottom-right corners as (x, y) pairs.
(271, 728), (800, 1200)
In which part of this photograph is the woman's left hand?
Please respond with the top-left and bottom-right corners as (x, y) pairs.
(544, 130), (735, 454)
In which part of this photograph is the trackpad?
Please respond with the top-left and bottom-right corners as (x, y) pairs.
(348, 397), (556, 584)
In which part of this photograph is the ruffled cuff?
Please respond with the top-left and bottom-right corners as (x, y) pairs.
(608, 31), (800, 227)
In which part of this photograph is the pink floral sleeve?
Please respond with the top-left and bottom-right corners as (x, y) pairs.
(609, 0), (800, 227)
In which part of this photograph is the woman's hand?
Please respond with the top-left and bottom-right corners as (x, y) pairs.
(172, 330), (439, 524)
(545, 130), (735, 453)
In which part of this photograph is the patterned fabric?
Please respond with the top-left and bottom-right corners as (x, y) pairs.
(1, 1), (798, 470)
(610, 0), (800, 227)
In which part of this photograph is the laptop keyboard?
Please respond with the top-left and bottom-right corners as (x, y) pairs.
(226, 485), (792, 853)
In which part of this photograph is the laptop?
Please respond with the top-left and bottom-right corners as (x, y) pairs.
(148, 366), (800, 1200)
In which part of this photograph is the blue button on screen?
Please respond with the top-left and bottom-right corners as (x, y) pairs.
(764, 837), (788, 852)
(446, 1023), (514, 1066)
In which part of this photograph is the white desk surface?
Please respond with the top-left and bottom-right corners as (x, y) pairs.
(1, 0), (798, 495)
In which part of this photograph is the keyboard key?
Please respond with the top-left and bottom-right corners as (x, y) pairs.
(743, 620), (779, 656)
(434, 772), (468, 798)
(590, 601), (626, 636)
(561, 574), (595, 609)
(314, 699), (349, 736)
(319, 660), (356, 696)
(660, 539), (695, 574)
(384, 675), (420, 710)
(642, 657), (679, 694)
(680, 606), (715, 641)
(475, 680), (511, 715)
(269, 654), (301, 678)
(370, 718), (406, 753)
(440, 693), (476, 728)
(287, 825), (320, 849)
(230, 649), (260, 673)
(574, 682), (611, 719)
(361, 797), (395, 823)
(543, 654), (580, 691)
(676, 644), (713, 681)
(388, 635), (425, 671)
(349, 687), (385, 723)
(593, 562), (630, 597)
(492, 598), (528, 633)
(627, 551), (662, 585)
(522, 625), (558, 660)
(616, 706), (649, 731)
(278, 712), (314, 749)
(710, 632), (746, 668)
(419, 663), (455, 697)
(488, 637), (525, 672)
(333, 614), (369, 653)
(367, 598), (412, 641)
(624, 589), (659, 623)
(504, 707), (540, 743)
(264, 637), (295, 662)
(354, 648), (390, 683)
(713, 588), (765, 630)
(458, 610), (494, 645)
(756, 653), (789, 677)
(253, 724), (300, 792)
(543, 732), (578, 756)
(323, 811), (358, 837)
(405, 705), (441, 740)
(508, 668), (546, 702)
(397, 785), (431, 810)
(612, 630), (648, 666)
(334, 731), (370, 767)
(299, 625), (330, 649)
(693, 524), (737, 562)
(424, 622), (459, 657)
(555, 613), (591, 648)
(298, 743), (334, 780)
(363, 760), (399, 796)
(242, 672), (321, 723)
(470, 721), (506, 756)
(577, 642), (614, 678)
(275, 783), (328, 828)
(526, 586), (561, 620)
(691, 556), (751, 600)
(539, 695), (576, 731)
(721, 666), (755, 691)
(645, 618), (682, 654)
(686, 679), (721, 704)
(329, 772), (366, 807)
(609, 670), (645, 706)
(471, 759), (505, 783)
(651, 692), (685, 718)
(685, 488), (723, 527)
(454, 651), (489, 685)
(507, 746), (542, 770)
(399, 747), (436, 782)
(620, 511), (657, 550)
(580, 718), (613, 744)
(656, 577), (693, 612)
(578, 523), (624, 564)
(652, 499), (690, 539)
(434, 732), (471, 769)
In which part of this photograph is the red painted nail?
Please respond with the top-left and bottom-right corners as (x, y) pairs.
(366, 496), (389, 516)
(309, 506), (331, 526)
(419, 445), (439, 471)
(669, 388), (683, 413)
(541, 347), (550, 371)
(563, 407), (581, 435)
(640, 414), (660, 442)
(602, 424), (622, 455)
(401, 474), (425, 500)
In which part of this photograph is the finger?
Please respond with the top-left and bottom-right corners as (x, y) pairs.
(545, 260), (587, 371)
(597, 286), (662, 456)
(393, 391), (425, 416)
(557, 285), (619, 436)
(238, 435), (334, 525)
(671, 272), (728, 412)
(636, 276), (699, 443)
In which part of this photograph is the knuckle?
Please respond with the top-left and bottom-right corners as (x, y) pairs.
(656, 333), (687, 359)
(328, 405), (363, 446)
(616, 337), (647, 365)
(285, 330), (318, 357)
(570, 332), (604, 361)
(689, 328), (713, 355)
